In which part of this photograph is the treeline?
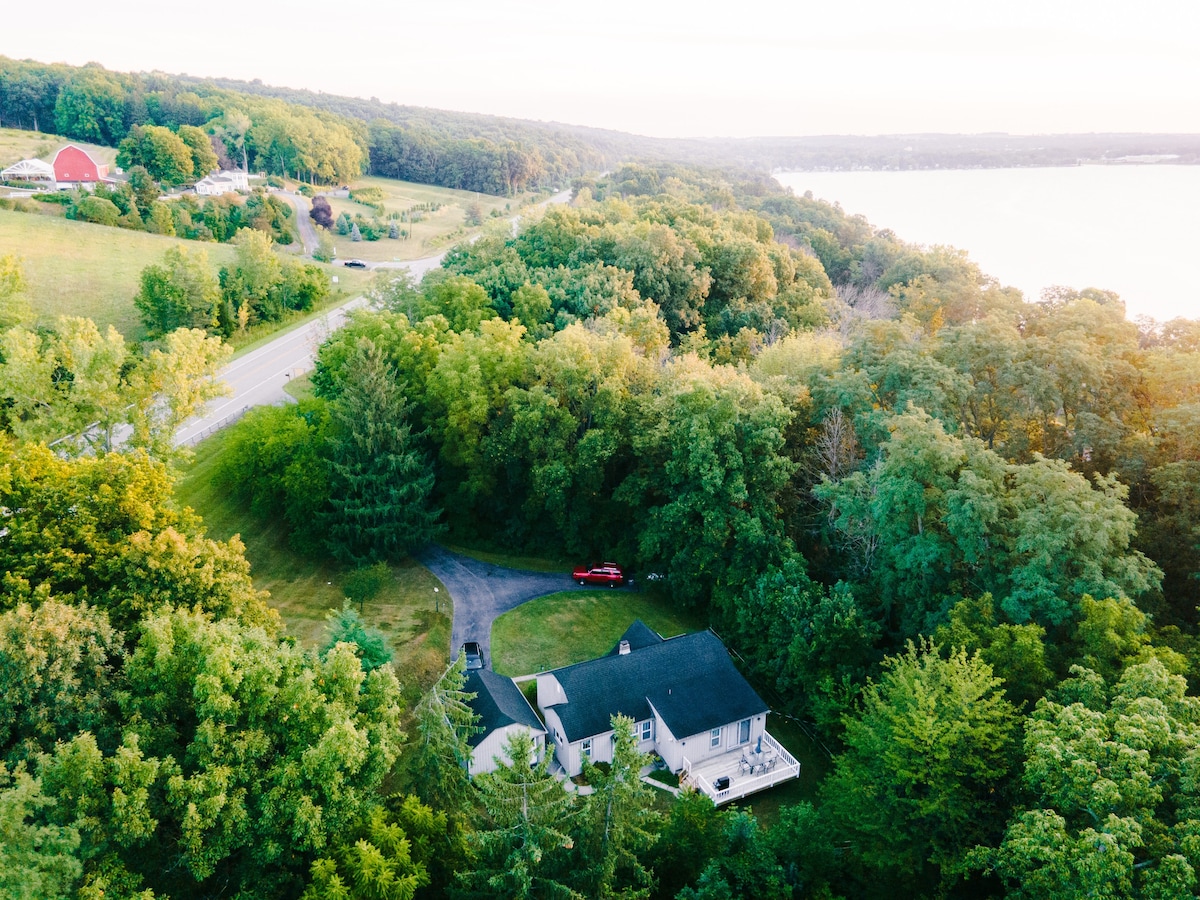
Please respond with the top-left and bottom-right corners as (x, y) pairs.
(0, 57), (367, 184)
(179, 73), (621, 185)
(0, 57), (606, 192)
(368, 121), (550, 195)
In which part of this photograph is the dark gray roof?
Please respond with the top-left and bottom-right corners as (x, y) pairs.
(606, 619), (664, 656)
(465, 669), (545, 748)
(547, 629), (767, 743)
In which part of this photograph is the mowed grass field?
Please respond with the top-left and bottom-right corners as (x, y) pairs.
(489, 591), (709, 676)
(322, 175), (525, 262)
(0, 127), (117, 168)
(0, 209), (235, 338)
(175, 429), (452, 702)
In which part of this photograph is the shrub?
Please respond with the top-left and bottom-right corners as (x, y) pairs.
(73, 195), (121, 226)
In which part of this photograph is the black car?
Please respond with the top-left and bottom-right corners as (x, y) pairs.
(460, 641), (485, 670)
(343, 259), (368, 268)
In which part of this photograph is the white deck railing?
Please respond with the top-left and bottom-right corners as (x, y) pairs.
(680, 730), (801, 805)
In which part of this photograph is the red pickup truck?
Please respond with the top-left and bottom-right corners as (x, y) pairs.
(572, 562), (626, 587)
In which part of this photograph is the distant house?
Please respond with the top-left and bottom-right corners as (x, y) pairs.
(195, 170), (250, 196)
(536, 621), (801, 804)
(53, 145), (109, 189)
(465, 668), (546, 776)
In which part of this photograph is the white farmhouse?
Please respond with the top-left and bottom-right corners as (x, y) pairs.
(536, 621), (801, 804)
(195, 170), (250, 196)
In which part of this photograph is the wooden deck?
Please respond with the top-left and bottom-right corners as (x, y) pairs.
(680, 730), (801, 805)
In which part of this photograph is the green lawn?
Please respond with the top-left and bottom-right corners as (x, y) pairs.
(175, 429), (451, 703)
(0, 208), (235, 338)
(490, 591), (709, 676)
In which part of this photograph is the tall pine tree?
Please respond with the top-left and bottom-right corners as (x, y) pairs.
(324, 340), (443, 565)
(399, 656), (480, 815)
(577, 715), (659, 899)
(459, 731), (580, 899)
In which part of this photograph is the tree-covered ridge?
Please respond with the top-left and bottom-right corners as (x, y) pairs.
(0, 57), (598, 192)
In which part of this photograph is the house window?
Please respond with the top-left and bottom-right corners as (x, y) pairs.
(710, 727), (722, 748)
(636, 720), (652, 742)
(582, 738), (592, 758)
(738, 718), (751, 745)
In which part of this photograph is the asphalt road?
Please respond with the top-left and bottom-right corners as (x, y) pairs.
(173, 252), (447, 446)
(417, 545), (588, 666)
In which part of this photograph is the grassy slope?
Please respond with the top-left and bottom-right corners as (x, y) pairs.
(489, 590), (708, 677)
(0, 127), (118, 168)
(175, 429), (452, 703)
(0, 209), (236, 338)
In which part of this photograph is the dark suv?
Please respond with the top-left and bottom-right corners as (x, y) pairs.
(460, 641), (484, 670)
(572, 562), (626, 588)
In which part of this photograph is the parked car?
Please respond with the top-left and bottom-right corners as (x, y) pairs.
(460, 641), (485, 670)
(343, 259), (368, 268)
(572, 562), (626, 588)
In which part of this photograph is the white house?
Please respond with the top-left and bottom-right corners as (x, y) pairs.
(195, 170), (250, 196)
(465, 668), (546, 776)
(536, 621), (801, 804)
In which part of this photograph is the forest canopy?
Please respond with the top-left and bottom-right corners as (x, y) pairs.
(2, 148), (1199, 899)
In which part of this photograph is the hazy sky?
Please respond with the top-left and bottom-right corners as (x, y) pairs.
(5, 0), (1200, 138)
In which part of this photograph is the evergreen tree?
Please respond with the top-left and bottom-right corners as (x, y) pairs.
(577, 715), (658, 899)
(323, 602), (393, 672)
(398, 657), (479, 815)
(459, 730), (581, 899)
(351, 222), (363, 242)
(323, 340), (443, 565)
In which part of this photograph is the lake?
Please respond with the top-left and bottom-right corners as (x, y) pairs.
(775, 166), (1200, 323)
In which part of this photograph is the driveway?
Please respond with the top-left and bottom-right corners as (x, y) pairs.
(278, 191), (320, 255)
(416, 545), (586, 667)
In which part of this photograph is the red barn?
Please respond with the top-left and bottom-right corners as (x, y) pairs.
(53, 145), (109, 186)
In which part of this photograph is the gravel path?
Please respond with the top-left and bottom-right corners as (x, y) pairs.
(416, 545), (587, 667)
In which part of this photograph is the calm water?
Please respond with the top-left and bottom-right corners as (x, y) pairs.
(775, 166), (1200, 323)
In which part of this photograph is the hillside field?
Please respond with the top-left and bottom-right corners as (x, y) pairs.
(0, 208), (237, 337)
(0, 126), (118, 168)
(322, 175), (529, 262)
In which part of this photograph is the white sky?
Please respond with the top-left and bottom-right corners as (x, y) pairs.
(5, 0), (1200, 138)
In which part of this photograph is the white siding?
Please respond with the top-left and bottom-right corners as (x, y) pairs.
(672, 714), (767, 771)
(536, 673), (566, 708)
(542, 706), (571, 771)
(469, 724), (545, 776)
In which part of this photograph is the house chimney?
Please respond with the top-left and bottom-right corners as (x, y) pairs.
(618, 640), (631, 655)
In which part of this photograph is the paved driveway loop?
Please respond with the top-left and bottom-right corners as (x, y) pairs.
(417, 545), (591, 667)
